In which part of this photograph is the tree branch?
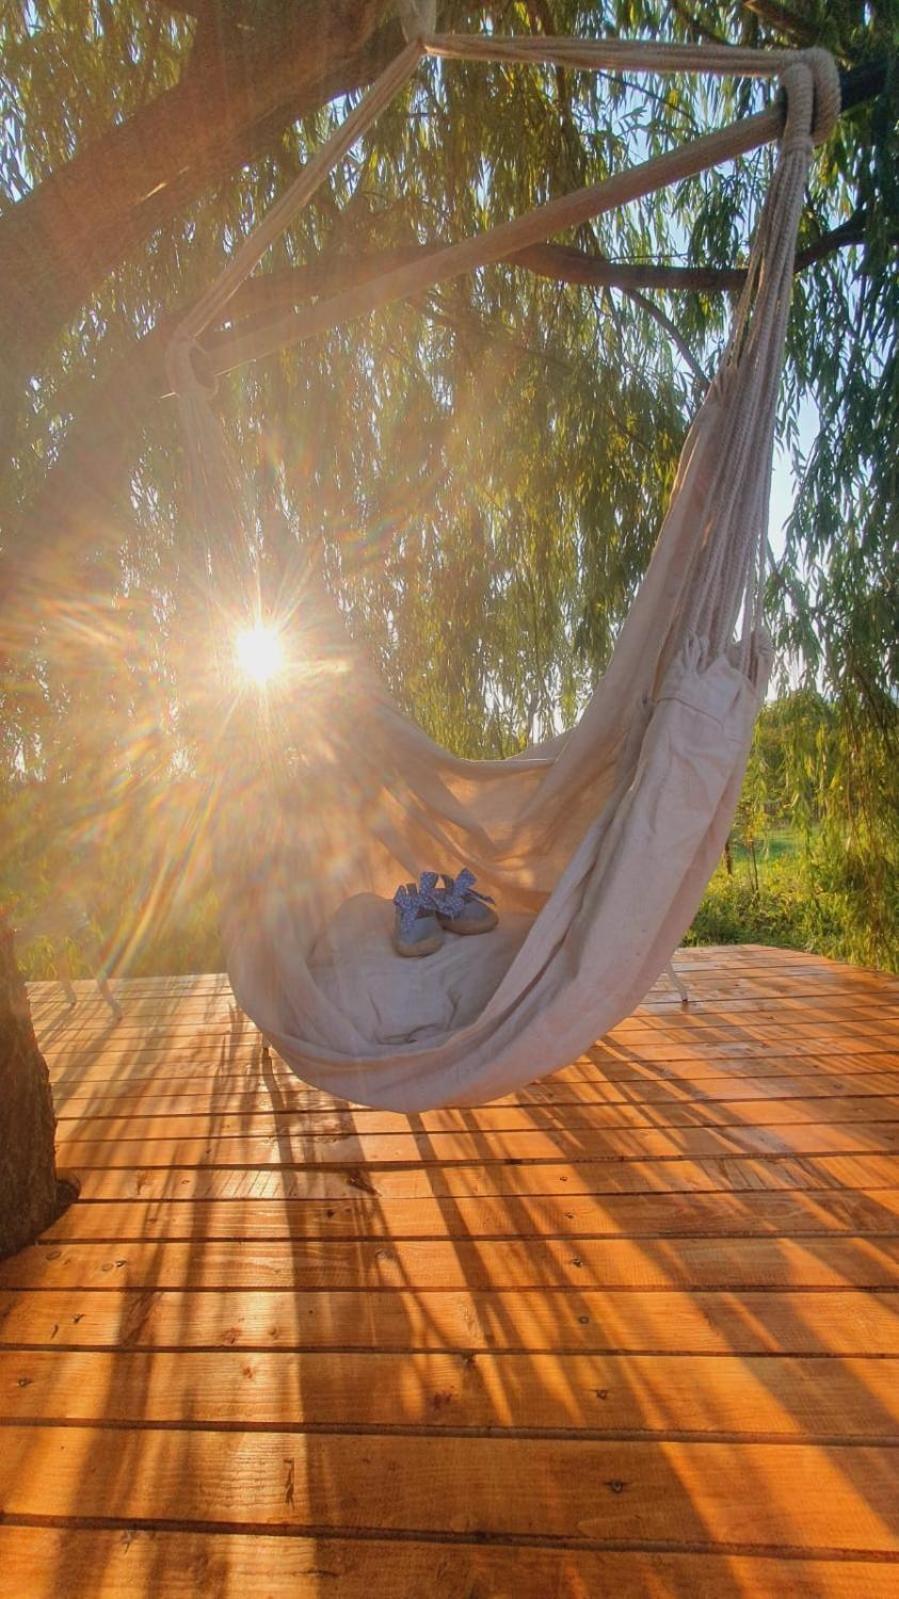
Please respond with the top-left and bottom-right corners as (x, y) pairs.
(670, 1), (730, 48)
(619, 286), (709, 388)
(0, 0), (398, 377)
(12, 208), (884, 590)
(518, 220), (883, 297)
(513, 241), (748, 292)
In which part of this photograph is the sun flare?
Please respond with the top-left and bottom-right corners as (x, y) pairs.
(235, 622), (284, 686)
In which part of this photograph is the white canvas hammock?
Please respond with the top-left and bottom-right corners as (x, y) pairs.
(167, 15), (840, 1111)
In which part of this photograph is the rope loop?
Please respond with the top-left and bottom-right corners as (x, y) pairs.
(777, 48), (839, 156)
(800, 47), (841, 145)
(777, 60), (815, 157)
(397, 0), (436, 43)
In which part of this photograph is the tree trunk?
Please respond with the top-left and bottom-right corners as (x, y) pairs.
(0, 914), (75, 1258)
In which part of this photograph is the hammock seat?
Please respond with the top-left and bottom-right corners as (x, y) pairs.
(169, 21), (840, 1110)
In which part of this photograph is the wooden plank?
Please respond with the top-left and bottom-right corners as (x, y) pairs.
(45, 1051), (899, 1099)
(34, 999), (890, 1049)
(30, 981), (898, 1018)
(52, 1121), (899, 1169)
(3, 1528), (896, 1599)
(35, 1011), (898, 1055)
(47, 1070), (899, 1119)
(583, 1038), (897, 1061)
(28, 958), (878, 992)
(576, 1050), (899, 1079)
(3, 1348), (899, 1440)
(13, 952), (899, 1592)
(44, 1037), (899, 1074)
(37, 998), (899, 1046)
(2, 1285), (897, 1355)
(48, 1081), (899, 1127)
(38, 1188), (899, 1243)
(70, 1151), (899, 1202)
(25, 961), (896, 996)
(32, 970), (893, 1001)
(0, 1427), (897, 1551)
(32, 994), (899, 1033)
(41, 1029), (899, 1071)
(39, 1008), (899, 1044)
(4, 1235), (898, 1293)
(51, 1095), (899, 1142)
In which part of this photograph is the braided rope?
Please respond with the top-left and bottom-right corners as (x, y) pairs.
(674, 51), (838, 673)
(800, 47), (842, 145)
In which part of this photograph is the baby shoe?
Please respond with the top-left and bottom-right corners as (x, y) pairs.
(393, 878), (443, 957)
(435, 869), (498, 936)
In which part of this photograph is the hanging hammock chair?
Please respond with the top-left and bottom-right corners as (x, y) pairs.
(166, 10), (840, 1112)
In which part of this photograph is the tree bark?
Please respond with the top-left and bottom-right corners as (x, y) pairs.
(0, 0), (398, 380)
(0, 914), (74, 1259)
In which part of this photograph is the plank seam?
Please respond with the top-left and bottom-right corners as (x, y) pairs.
(1, 1513), (898, 1562)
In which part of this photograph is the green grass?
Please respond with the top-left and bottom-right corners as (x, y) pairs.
(687, 860), (815, 952)
(686, 826), (855, 959)
(688, 825), (809, 953)
(730, 826), (799, 868)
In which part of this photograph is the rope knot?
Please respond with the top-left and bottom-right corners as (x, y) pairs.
(779, 48), (840, 152)
(801, 47), (841, 146)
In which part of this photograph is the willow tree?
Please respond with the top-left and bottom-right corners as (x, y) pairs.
(1, 5), (897, 982)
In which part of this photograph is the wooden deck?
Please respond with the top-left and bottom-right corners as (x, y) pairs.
(2, 945), (899, 1596)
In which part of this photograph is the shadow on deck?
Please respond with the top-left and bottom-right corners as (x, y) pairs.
(1, 945), (898, 1596)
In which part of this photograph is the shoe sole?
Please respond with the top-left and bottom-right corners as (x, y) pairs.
(437, 911), (499, 936)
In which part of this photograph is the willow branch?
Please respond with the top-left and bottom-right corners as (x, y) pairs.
(619, 287), (709, 388)
(739, 1), (818, 47)
(670, 1), (730, 48)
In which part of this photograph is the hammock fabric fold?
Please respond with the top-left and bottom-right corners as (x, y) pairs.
(168, 23), (839, 1110)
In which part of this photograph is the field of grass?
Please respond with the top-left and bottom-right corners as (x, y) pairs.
(731, 826), (798, 867)
(686, 825), (847, 957)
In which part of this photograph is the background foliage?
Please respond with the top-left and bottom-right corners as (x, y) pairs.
(1, 0), (897, 975)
